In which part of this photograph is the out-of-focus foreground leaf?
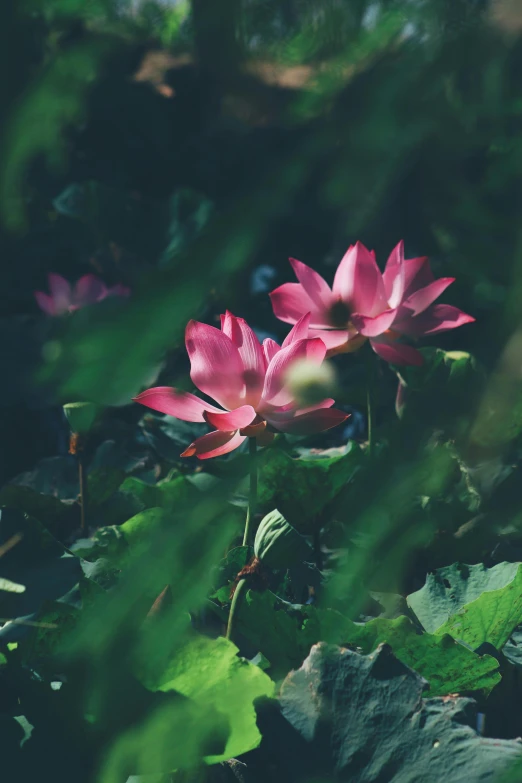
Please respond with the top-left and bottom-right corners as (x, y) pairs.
(137, 633), (275, 764)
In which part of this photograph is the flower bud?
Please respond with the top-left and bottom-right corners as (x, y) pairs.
(63, 401), (100, 434)
(254, 509), (312, 570)
(284, 358), (337, 407)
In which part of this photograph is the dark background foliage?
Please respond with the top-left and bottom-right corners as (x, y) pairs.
(3, 0), (519, 481)
(5, 2), (522, 781)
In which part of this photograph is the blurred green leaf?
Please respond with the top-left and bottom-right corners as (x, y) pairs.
(0, 577), (26, 593)
(120, 473), (197, 512)
(99, 695), (229, 781)
(395, 348), (484, 434)
(2, 41), (113, 229)
(138, 633), (275, 763)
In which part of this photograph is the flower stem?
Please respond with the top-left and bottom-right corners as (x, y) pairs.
(366, 350), (375, 457)
(70, 432), (88, 534)
(78, 453), (87, 534)
(242, 437), (258, 547)
(225, 576), (248, 642)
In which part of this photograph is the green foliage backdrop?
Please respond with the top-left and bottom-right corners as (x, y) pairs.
(4, 1), (522, 781)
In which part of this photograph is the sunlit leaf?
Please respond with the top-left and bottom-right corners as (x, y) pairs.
(138, 633), (275, 763)
(235, 590), (500, 695)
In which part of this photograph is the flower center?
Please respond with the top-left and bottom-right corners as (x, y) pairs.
(328, 299), (351, 328)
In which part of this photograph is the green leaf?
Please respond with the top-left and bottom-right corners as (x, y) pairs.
(0, 484), (71, 532)
(242, 442), (362, 530)
(407, 561), (521, 634)
(140, 415), (205, 463)
(99, 696), (229, 781)
(87, 467), (127, 507)
(434, 564), (522, 650)
(270, 643), (520, 781)
(211, 546), (253, 603)
(120, 474), (196, 511)
(236, 590), (500, 695)
(0, 577), (25, 593)
(10, 456), (80, 500)
(396, 348), (481, 392)
(139, 633), (275, 763)
(2, 42), (113, 229)
(254, 509), (312, 569)
(0, 508), (82, 621)
(120, 508), (169, 552)
(395, 348), (484, 433)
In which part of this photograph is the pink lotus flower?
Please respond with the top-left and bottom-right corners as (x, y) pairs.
(270, 241), (475, 366)
(133, 312), (348, 459)
(34, 273), (130, 316)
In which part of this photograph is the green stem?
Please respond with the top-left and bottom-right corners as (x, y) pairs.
(242, 437), (258, 546)
(78, 453), (87, 534)
(366, 350), (375, 458)
(226, 577), (248, 642)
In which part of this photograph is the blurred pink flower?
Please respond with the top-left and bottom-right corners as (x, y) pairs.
(270, 241), (475, 366)
(133, 312), (348, 460)
(34, 273), (130, 316)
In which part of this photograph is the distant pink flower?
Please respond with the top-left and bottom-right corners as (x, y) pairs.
(34, 273), (130, 316)
(133, 312), (348, 460)
(270, 241), (475, 366)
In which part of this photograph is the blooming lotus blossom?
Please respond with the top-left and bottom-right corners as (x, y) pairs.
(270, 241), (475, 366)
(133, 312), (348, 459)
(34, 273), (130, 316)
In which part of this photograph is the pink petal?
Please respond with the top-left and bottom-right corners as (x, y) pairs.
(297, 398), (335, 414)
(371, 339), (424, 366)
(203, 405), (256, 431)
(185, 320), (245, 410)
(351, 308), (398, 338)
(261, 337), (326, 408)
(282, 313), (311, 348)
(382, 241), (406, 308)
(263, 338), (280, 365)
(272, 407), (349, 435)
(332, 242), (388, 317)
(270, 283), (332, 329)
(108, 284), (131, 298)
(308, 328), (351, 352)
(133, 387), (223, 421)
(289, 258), (334, 312)
(34, 292), (56, 315)
(181, 430), (246, 460)
(74, 274), (107, 307)
(220, 312), (266, 406)
(395, 304), (475, 337)
(48, 273), (72, 314)
(403, 257), (433, 298)
(400, 277), (455, 317)
(263, 398), (334, 427)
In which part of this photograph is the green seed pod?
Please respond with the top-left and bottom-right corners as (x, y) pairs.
(63, 401), (100, 434)
(254, 509), (312, 570)
(284, 358), (338, 407)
